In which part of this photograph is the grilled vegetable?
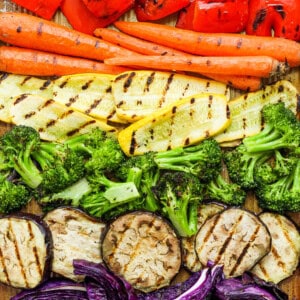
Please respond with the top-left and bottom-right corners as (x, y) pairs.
(0, 213), (52, 289)
(102, 211), (181, 293)
(112, 70), (230, 122)
(43, 207), (106, 281)
(0, 72), (52, 123)
(251, 212), (300, 283)
(215, 80), (299, 144)
(118, 93), (231, 155)
(195, 208), (271, 278)
(10, 94), (117, 142)
(181, 203), (225, 272)
(52, 73), (126, 124)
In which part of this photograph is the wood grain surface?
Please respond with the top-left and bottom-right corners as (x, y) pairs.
(0, 1), (299, 299)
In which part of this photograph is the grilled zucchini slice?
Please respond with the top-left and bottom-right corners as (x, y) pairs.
(10, 94), (117, 142)
(251, 212), (300, 284)
(112, 70), (230, 122)
(118, 93), (231, 155)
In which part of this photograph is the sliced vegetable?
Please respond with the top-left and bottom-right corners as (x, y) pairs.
(246, 0), (300, 41)
(52, 73), (126, 124)
(195, 208), (271, 277)
(112, 70), (230, 122)
(117, 93), (231, 155)
(0, 46), (129, 77)
(215, 80), (300, 144)
(0, 12), (138, 62)
(114, 21), (300, 67)
(10, 94), (117, 142)
(11, 0), (62, 20)
(0, 213), (52, 289)
(102, 211), (181, 292)
(43, 207), (106, 281)
(134, 0), (190, 21)
(251, 212), (300, 283)
(176, 0), (249, 33)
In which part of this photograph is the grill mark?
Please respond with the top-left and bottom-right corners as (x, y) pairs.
(65, 95), (79, 107)
(228, 224), (261, 276)
(271, 247), (286, 269)
(143, 72), (155, 92)
(129, 131), (137, 155)
(182, 83), (190, 97)
(0, 245), (10, 285)
(58, 79), (68, 88)
(85, 98), (102, 114)
(0, 72), (9, 83)
(20, 76), (32, 86)
(207, 95), (213, 119)
(13, 94), (29, 105)
(123, 72), (136, 93)
(65, 120), (97, 137)
(25, 111), (36, 119)
(82, 80), (93, 90)
(27, 221), (43, 279)
(9, 219), (28, 288)
(158, 73), (174, 108)
(256, 263), (269, 279)
(40, 79), (52, 90)
(214, 213), (244, 265)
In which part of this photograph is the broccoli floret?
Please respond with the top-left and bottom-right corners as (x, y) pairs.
(273, 149), (298, 177)
(0, 126), (42, 189)
(152, 171), (204, 237)
(255, 157), (300, 212)
(0, 173), (32, 214)
(254, 162), (279, 184)
(32, 141), (86, 194)
(205, 174), (247, 206)
(243, 103), (300, 153)
(224, 144), (273, 189)
(154, 139), (222, 182)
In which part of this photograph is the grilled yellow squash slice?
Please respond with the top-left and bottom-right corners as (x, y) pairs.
(10, 94), (117, 142)
(215, 80), (299, 144)
(52, 73), (126, 124)
(112, 70), (230, 122)
(118, 93), (231, 156)
(0, 73), (53, 123)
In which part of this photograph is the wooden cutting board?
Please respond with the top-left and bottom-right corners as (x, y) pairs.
(0, 1), (299, 299)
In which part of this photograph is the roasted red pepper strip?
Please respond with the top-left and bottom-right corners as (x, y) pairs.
(246, 0), (300, 41)
(11, 0), (62, 20)
(176, 0), (249, 33)
(82, 0), (134, 19)
(135, 0), (190, 21)
(61, 0), (113, 34)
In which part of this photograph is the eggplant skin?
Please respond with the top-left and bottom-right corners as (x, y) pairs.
(43, 206), (106, 282)
(0, 213), (53, 289)
(102, 211), (182, 293)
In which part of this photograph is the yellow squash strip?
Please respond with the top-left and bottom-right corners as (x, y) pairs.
(215, 80), (300, 144)
(112, 70), (230, 122)
(118, 93), (231, 156)
(0, 72), (53, 123)
(52, 73), (127, 124)
(10, 94), (117, 142)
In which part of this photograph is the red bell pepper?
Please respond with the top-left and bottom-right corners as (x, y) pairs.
(11, 0), (62, 20)
(246, 0), (300, 41)
(60, 0), (113, 35)
(176, 0), (249, 33)
(82, 0), (134, 19)
(134, 0), (190, 22)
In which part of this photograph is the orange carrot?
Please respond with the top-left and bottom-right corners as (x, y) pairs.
(0, 46), (130, 76)
(0, 12), (139, 61)
(105, 55), (288, 78)
(114, 21), (300, 67)
(94, 27), (191, 56)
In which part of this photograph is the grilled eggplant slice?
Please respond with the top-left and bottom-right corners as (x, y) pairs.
(251, 212), (300, 284)
(43, 207), (106, 281)
(10, 94), (117, 142)
(0, 213), (52, 289)
(195, 208), (271, 278)
(182, 203), (225, 272)
(102, 211), (181, 293)
(112, 70), (230, 122)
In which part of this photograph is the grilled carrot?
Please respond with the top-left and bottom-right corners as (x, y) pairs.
(0, 46), (129, 76)
(105, 55), (288, 78)
(94, 27), (190, 56)
(0, 12), (139, 61)
(114, 21), (300, 67)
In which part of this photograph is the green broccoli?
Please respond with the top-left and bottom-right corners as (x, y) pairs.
(243, 102), (300, 153)
(154, 139), (222, 182)
(224, 144), (273, 189)
(152, 171), (204, 237)
(0, 125), (43, 189)
(205, 173), (247, 206)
